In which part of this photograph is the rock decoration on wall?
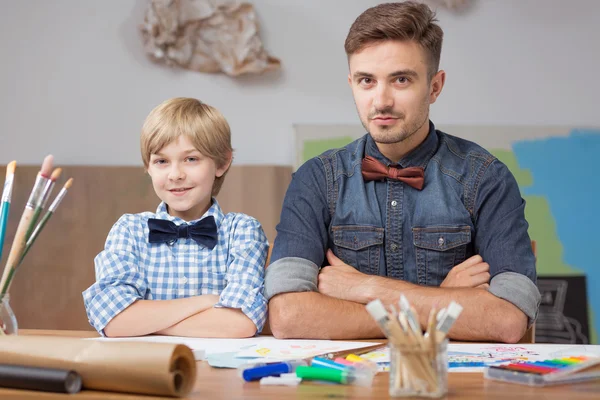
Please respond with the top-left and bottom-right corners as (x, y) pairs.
(418, 0), (473, 11)
(140, 0), (280, 76)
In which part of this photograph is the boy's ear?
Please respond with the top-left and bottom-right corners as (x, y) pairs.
(215, 151), (233, 178)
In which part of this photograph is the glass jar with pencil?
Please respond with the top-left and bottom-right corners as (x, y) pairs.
(366, 296), (463, 398)
(0, 294), (17, 335)
(0, 157), (73, 335)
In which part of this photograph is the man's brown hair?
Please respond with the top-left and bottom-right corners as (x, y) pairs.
(344, 2), (443, 80)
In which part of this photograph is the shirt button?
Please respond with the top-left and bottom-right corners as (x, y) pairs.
(438, 237), (445, 247)
(390, 243), (398, 251)
(179, 276), (188, 285)
(391, 200), (397, 207)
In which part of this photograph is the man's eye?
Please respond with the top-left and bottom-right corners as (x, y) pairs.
(360, 78), (372, 85)
(396, 77), (408, 84)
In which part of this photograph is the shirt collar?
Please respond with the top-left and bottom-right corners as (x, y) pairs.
(365, 120), (439, 168)
(155, 198), (224, 228)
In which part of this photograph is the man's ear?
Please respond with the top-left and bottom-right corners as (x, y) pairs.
(429, 69), (446, 104)
(216, 151), (233, 177)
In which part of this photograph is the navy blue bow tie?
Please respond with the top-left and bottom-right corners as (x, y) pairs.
(148, 217), (218, 249)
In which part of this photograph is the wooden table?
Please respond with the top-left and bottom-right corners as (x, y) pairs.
(1, 330), (598, 399)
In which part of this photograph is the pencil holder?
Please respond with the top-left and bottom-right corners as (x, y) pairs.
(0, 294), (18, 335)
(389, 338), (448, 398)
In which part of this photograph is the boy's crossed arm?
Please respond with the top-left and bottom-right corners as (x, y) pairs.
(103, 295), (258, 338)
(103, 294), (219, 338)
(156, 307), (257, 338)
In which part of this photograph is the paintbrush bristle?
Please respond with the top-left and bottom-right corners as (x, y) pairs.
(399, 294), (410, 311)
(50, 168), (62, 181)
(40, 155), (54, 178)
(64, 178), (73, 189)
(6, 160), (16, 176)
(366, 299), (388, 321)
(445, 301), (463, 320)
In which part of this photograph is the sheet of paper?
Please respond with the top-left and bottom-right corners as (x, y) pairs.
(360, 343), (600, 373)
(235, 339), (382, 360)
(90, 336), (380, 362)
(206, 352), (259, 369)
(89, 336), (268, 360)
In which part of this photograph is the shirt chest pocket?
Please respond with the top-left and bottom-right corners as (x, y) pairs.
(332, 225), (384, 274)
(413, 226), (471, 286)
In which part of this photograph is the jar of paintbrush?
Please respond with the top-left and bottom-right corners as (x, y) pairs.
(389, 338), (448, 398)
(0, 294), (18, 335)
(366, 297), (464, 398)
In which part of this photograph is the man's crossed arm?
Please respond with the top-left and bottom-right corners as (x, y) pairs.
(267, 251), (530, 343)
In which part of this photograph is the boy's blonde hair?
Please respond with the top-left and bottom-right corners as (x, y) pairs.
(141, 97), (233, 196)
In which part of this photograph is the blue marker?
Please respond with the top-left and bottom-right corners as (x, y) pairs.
(449, 361), (488, 368)
(241, 360), (307, 382)
(311, 357), (350, 371)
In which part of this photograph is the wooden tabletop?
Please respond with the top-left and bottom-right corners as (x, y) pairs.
(1, 330), (599, 399)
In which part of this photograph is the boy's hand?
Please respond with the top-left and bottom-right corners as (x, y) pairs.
(441, 255), (490, 289)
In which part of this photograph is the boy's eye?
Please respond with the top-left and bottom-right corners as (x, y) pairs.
(186, 157), (199, 162)
(153, 159), (167, 164)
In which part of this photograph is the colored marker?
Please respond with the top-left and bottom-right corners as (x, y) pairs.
(295, 366), (374, 386)
(312, 357), (349, 371)
(241, 360), (306, 382)
(334, 358), (355, 367)
(346, 354), (370, 363)
(449, 361), (488, 368)
(336, 357), (378, 373)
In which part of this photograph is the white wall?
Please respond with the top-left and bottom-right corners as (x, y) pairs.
(1, 0), (599, 166)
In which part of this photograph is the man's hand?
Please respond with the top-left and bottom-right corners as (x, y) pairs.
(441, 255), (490, 289)
(318, 249), (375, 303)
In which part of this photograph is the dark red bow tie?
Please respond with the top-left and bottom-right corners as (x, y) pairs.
(361, 156), (425, 190)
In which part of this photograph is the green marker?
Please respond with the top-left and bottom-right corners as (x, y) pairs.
(295, 366), (374, 386)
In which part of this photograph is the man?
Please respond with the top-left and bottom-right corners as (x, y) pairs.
(265, 2), (540, 343)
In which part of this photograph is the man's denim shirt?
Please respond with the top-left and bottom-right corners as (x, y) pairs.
(266, 122), (541, 323)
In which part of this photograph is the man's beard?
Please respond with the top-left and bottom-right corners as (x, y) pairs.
(361, 107), (428, 145)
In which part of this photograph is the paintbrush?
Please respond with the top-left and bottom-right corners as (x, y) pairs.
(19, 178), (73, 265)
(25, 168), (62, 240)
(0, 155), (53, 296)
(0, 161), (17, 262)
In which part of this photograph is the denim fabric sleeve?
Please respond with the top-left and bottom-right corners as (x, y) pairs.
(82, 216), (148, 336)
(490, 272), (541, 326)
(265, 158), (331, 300)
(474, 159), (541, 320)
(215, 215), (269, 333)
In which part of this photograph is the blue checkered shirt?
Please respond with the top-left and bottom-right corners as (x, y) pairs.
(82, 199), (268, 336)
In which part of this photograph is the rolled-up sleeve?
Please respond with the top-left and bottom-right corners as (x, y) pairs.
(474, 159), (540, 323)
(215, 217), (269, 332)
(265, 158), (331, 300)
(82, 217), (147, 335)
(490, 272), (541, 326)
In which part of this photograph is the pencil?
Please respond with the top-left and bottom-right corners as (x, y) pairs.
(322, 342), (387, 360)
(0, 161), (16, 262)
(426, 307), (437, 360)
(0, 155), (53, 297)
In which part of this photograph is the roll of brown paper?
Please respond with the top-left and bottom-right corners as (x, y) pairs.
(0, 336), (196, 397)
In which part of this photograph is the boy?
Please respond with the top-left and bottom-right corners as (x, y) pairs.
(83, 98), (268, 338)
